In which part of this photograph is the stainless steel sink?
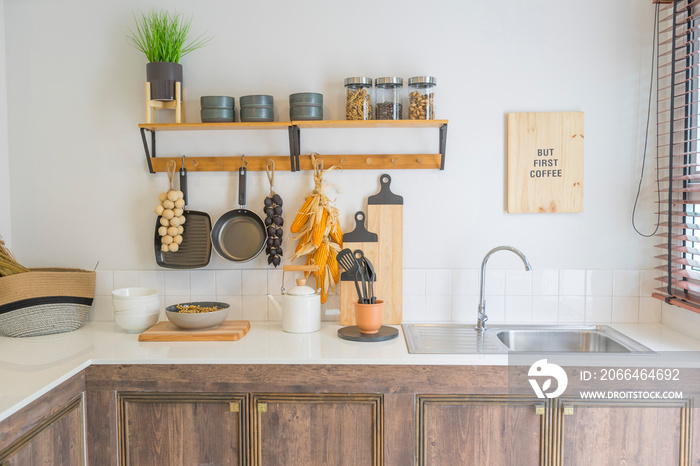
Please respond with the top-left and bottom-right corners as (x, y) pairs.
(402, 324), (655, 354)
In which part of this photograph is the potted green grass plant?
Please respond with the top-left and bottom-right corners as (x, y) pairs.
(128, 9), (210, 101)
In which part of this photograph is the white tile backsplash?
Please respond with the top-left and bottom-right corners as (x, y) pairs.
(216, 270), (242, 296)
(585, 296), (612, 323)
(559, 296), (585, 322)
(559, 270), (585, 296)
(532, 269), (558, 296)
(451, 269), (479, 296)
(113, 270), (140, 290)
(613, 270), (640, 297)
(425, 294), (451, 322)
(426, 269), (452, 295)
(585, 270), (613, 297)
(404, 269), (426, 296)
(164, 271), (190, 296)
(612, 296), (640, 322)
(505, 269), (532, 296)
(94, 267), (660, 324)
(190, 271), (216, 296)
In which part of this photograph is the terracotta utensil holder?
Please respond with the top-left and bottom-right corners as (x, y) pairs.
(354, 300), (384, 334)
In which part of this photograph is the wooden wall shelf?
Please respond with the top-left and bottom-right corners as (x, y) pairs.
(138, 120), (448, 173)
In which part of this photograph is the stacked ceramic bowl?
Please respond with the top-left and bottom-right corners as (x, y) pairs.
(112, 288), (160, 333)
(240, 95), (274, 122)
(201, 96), (235, 122)
(289, 93), (323, 121)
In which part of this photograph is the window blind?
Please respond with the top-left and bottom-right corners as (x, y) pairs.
(655, 0), (700, 310)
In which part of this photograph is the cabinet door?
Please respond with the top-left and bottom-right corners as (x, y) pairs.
(0, 397), (85, 466)
(250, 393), (383, 466)
(417, 395), (550, 466)
(118, 393), (247, 466)
(556, 398), (692, 465)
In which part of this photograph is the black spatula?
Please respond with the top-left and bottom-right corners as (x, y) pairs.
(337, 248), (365, 303)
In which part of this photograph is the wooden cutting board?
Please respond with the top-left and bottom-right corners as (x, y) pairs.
(339, 211), (378, 326)
(367, 174), (403, 325)
(138, 320), (251, 342)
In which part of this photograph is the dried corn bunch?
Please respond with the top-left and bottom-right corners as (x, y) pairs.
(291, 155), (343, 303)
(0, 235), (30, 277)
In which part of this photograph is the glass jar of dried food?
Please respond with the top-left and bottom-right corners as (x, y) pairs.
(408, 76), (436, 120)
(374, 77), (403, 120)
(345, 77), (373, 120)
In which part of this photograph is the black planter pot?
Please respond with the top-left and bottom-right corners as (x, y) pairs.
(146, 62), (183, 101)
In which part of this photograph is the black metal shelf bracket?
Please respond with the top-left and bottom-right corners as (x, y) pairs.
(439, 123), (448, 170)
(288, 125), (301, 172)
(140, 127), (156, 174)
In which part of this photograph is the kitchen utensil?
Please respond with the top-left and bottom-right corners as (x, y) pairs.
(289, 92), (323, 121)
(138, 320), (251, 342)
(266, 265), (321, 333)
(112, 287), (159, 299)
(367, 174), (403, 324)
(155, 159), (213, 269)
(339, 212), (378, 324)
(211, 159), (268, 262)
(337, 247), (364, 304)
(337, 324), (398, 342)
(165, 302), (230, 330)
(356, 251), (376, 304)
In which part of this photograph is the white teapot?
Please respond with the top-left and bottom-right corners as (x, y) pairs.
(267, 265), (321, 333)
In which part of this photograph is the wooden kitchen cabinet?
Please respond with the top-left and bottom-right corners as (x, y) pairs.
(2, 364), (694, 465)
(0, 397), (85, 466)
(416, 395), (549, 466)
(250, 393), (382, 466)
(554, 398), (693, 465)
(117, 393), (247, 466)
(0, 373), (86, 466)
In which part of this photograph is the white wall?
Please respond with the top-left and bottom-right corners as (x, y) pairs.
(3, 0), (659, 273)
(0, 0), (11, 246)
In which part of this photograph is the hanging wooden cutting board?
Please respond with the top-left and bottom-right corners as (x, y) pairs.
(339, 211), (378, 325)
(367, 174), (403, 325)
(138, 320), (250, 342)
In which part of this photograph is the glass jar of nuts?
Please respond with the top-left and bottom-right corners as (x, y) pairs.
(345, 77), (373, 120)
(374, 77), (403, 120)
(408, 76), (436, 120)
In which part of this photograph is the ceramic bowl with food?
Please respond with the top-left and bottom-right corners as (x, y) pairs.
(165, 301), (229, 330)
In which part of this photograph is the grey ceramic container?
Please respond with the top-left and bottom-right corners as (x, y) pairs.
(240, 95), (274, 122)
(240, 107), (274, 122)
(289, 92), (323, 120)
(201, 108), (235, 122)
(201, 96), (235, 109)
(240, 94), (274, 107)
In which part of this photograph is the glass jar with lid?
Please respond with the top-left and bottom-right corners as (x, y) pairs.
(374, 77), (403, 120)
(408, 76), (436, 120)
(344, 77), (373, 120)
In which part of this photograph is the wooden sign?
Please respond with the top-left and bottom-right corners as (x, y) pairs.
(507, 111), (584, 213)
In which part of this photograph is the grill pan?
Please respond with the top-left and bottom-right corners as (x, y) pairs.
(155, 162), (212, 269)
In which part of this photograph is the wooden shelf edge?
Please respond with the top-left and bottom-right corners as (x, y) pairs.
(139, 120), (448, 132)
(151, 154), (441, 172)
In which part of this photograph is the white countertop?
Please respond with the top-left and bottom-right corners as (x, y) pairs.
(2, 321), (700, 423)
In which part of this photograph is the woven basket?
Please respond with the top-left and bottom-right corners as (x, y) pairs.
(0, 268), (95, 337)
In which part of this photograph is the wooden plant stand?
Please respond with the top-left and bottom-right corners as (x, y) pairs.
(145, 81), (183, 124)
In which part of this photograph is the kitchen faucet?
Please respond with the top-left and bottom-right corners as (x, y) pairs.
(476, 246), (532, 332)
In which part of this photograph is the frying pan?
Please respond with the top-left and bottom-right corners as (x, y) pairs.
(155, 160), (212, 269)
(211, 165), (268, 262)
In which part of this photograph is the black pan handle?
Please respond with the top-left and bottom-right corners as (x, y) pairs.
(179, 162), (188, 206)
(238, 166), (247, 207)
